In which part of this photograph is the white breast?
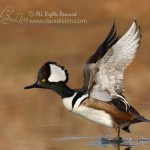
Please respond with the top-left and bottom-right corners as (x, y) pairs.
(63, 94), (113, 128)
(63, 93), (77, 111)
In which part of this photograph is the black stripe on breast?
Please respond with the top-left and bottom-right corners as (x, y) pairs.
(72, 90), (87, 110)
(78, 97), (87, 107)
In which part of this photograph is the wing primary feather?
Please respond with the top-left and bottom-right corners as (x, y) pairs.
(107, 35), (119, 48)
(103, 22), (116, 44)
(100, 23), (118, 50)
(138, 26), (142, 44)
(87, 22), (118, 64)
(106, 27), (117, 44)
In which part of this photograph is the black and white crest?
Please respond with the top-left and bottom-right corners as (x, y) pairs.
(44, 62), (69, 83)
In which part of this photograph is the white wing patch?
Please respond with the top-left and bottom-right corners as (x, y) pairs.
(48, 64), (67, 82)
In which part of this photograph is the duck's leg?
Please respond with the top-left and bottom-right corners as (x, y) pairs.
(116, 127), (120, 140)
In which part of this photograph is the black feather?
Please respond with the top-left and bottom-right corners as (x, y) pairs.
(122, 126), (130, 133)
(111, 96), (129, 112)
(72, 90), (87, 110)
(87, 22), (118, 64)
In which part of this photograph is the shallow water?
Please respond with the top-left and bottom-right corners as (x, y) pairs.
(50, 135), (150, 150)
(0, 92), (150, 150)
(49, 96), (150, 150)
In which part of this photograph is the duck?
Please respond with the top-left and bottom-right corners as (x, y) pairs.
(24, 19), (150, 139)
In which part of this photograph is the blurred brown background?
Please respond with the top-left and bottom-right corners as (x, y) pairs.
(0, 0), (150, 150)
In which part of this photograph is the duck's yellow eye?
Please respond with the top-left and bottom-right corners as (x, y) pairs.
(42, 79), (46, 83)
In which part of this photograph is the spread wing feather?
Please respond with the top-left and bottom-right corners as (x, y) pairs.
(83, 22), (118, 89)
(83, 19), (141, 109)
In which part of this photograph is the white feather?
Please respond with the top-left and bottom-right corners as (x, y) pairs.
(63, 94), (113, 127)
(48, 64), (67, 82)
(63, 93), (77, 111)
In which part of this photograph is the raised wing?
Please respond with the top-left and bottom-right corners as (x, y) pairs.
(85, 19), (141, 110)
(83, 22), (118, 90)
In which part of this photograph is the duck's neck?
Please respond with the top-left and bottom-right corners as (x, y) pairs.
(50, 82), (75, 98)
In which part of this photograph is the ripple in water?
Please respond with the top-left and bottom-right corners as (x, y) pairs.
(89, 136), (150, 147)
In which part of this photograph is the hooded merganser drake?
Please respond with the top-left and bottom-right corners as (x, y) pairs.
(25, 19), (150, 139)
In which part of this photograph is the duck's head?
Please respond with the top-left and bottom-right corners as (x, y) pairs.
(24, 61), (69, 90)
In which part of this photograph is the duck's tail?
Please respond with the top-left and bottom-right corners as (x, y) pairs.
(134, 116), (150, 124)
(139, 117), (150, 122)
(122, 116), (150, 133)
